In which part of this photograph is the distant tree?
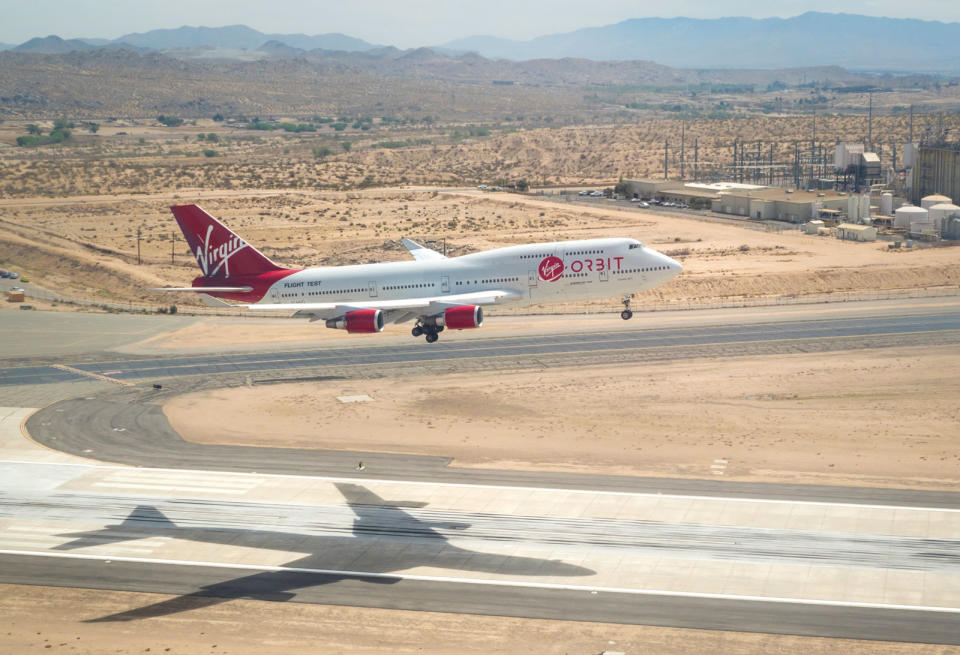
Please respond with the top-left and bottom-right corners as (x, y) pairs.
(53, 118), (74, 130)
(26, 124), (42, 135)
(157, 115), (184, 127)
(203, 149), (217, 157)
(85, 122), (99, 133)
(341, 141), (352, 152)
(205, 133), (219, 143)
(212, 113), (224, 122)
(312, 146), (333, 159)
(516, 178), (529, 192)
(197, 133), (206, 141)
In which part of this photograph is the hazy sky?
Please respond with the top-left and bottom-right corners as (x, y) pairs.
(1, 0), (958, 46)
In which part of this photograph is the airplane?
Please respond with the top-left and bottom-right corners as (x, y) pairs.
(155, 204), (682, 342)
(52, 483), (594, 621)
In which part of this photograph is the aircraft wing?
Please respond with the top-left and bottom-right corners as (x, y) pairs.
(149, 286), (253, 293)
(401, 238), (446, 261)
(235, 289), (521, 322)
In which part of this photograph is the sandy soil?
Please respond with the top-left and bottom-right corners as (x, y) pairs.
(2, 585), (956, 655)
(2, 188), (957, 312)
(165, 345), (960, 491)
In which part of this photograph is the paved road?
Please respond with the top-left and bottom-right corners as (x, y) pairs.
(6, 302), (960, 643)
(3, 311), (959, 387)
(1, 460), (958, 644)
(24, 388), (960, 509)
(4, 554), (957, 643)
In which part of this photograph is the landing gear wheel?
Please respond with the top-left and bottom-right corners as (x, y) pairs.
(435, 325), (445, 333)
(621, 309), (633, 320)
(411, 326), (424, 337)
(425, 331), (439, 344)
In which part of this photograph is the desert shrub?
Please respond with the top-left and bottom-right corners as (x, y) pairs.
(203, 149), (218, 157)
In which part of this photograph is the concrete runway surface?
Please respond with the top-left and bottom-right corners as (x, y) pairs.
(2, 299), (960, 643)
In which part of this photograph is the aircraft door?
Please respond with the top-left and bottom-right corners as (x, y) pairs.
(599, 269), (609, 282)
(368, 281), (378, 298)
(441, 275), (450, 293)
(527, 270), (537, 287)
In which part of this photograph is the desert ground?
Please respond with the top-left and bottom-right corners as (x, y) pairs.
(165, 344), (960, 491)
(2, 186), (958, 312)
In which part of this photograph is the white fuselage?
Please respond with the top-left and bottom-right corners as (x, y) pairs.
(263, 238), (680, 307)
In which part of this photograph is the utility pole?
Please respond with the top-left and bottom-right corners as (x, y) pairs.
(809, 112), (817, 189)
(769, 143), (775, 186)
(136, 226), (142, 265)
(664, 140), (669, 180)
(694, 137), (699, 181)
(756, 140), (762, 184)
(170, 232), (175, 264)
(680, 121), (685, 180)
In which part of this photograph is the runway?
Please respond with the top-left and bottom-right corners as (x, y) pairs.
(3, 299), (960, 644)
(2, 308), (959, 387)
(0, 455), (959, 643)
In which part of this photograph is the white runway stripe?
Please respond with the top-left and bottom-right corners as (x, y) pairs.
(91, 482), (248, 494)
(3, 548), (959, 614)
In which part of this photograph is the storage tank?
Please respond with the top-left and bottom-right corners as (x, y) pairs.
(861, 193), (871, 220)
(921, 194), (952, 210)
(894, 204), (928, 229)
(880, 192), (893, 216)
(910, 221), (935, 236)
(847, 196), (859, 221)
(928, 203), (960, 231)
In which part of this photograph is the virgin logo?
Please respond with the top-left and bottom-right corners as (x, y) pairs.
(538, 255), (564, 282)
(194, 224), (248, 278)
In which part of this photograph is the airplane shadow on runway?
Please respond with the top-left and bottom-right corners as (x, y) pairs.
(53, 483), (594, 622)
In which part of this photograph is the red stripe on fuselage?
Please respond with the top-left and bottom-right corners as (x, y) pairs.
(192, 269), (301, 303)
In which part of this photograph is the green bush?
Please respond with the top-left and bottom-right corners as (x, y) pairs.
(203, 149), (218, 157)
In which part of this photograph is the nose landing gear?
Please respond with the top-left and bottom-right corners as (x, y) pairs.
(620, 295), (634, 320)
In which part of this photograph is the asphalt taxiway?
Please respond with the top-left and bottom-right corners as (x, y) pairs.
(2, 298), (960, 644)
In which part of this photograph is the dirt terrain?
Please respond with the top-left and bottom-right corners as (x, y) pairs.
(1, 187), (958, 311)
(165, 345), (960, 491)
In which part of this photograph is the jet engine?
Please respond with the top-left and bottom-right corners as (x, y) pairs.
(429, 305), (483, 330)
(325, 309), (384, 333)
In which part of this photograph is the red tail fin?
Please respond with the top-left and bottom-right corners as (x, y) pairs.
(170, 205), (283, 279)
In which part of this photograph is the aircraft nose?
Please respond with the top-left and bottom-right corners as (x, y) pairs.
(661, 254), (683, 276)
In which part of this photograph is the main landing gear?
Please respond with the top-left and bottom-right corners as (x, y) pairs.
(412, 321), (444, 343)
(620, 295), (634, 320)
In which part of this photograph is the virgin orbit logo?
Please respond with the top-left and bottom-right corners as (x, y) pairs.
(195, 224), (248, 278)
(538, 256), (564, 282)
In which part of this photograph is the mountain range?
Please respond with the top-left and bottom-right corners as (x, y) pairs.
(3, 13), (960, 72)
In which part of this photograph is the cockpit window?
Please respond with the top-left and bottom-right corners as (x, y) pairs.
(629, 243), (643, 249)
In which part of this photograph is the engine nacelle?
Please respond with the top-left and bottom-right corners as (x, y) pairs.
(428, 305), (483, 330)
(325, 309), (384, 333)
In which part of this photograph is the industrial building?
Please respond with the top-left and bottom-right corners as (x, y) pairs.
(710, 188), (852, 223)
(910, 145), (960, 206)
(836, 223), (878, 242)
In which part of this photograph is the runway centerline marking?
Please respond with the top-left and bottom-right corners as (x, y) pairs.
(3, 549), (959, 614)
(2, 459), (959, 513)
